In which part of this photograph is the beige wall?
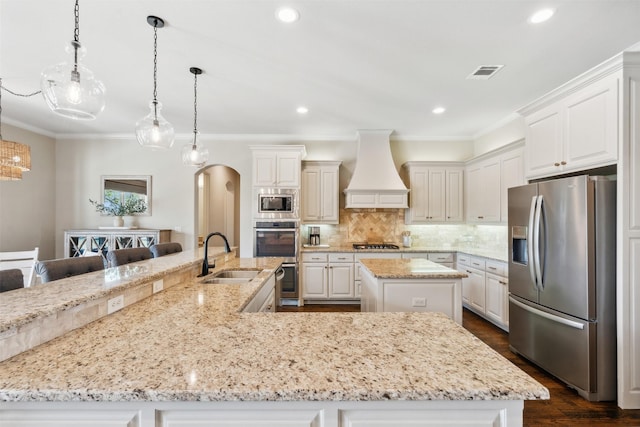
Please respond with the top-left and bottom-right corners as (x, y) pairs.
(0, 124), (56, 260)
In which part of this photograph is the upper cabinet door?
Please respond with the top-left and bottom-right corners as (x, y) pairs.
(251, 146), (305, 187)
(276, 151), (302, 187)
(446, 169), (464, 222)
(563, 76), (619, 171)
(524, 105), (563, 178)
(427, 168), (447, 222)
(522, 71), (620, 180)
(252, 151), (278, 187)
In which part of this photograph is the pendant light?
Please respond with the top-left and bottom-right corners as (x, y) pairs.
(0, 80), (31, 181)
(136, 16), (174, 150)
(40, 0), (105, 120)
(181, 67), (209, 167)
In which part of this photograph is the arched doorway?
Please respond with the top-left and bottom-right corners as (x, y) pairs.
(195, 165), (240, 252)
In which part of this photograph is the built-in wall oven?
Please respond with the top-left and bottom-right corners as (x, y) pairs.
(253, 221), (299, 303)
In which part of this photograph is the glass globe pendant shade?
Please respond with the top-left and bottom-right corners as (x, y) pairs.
(40, 41), (106, 120)
(181, 134), (209, 167)
(135, 101), (175, 149)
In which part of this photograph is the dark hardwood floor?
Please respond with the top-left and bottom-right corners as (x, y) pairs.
(278, 304), (640, 426)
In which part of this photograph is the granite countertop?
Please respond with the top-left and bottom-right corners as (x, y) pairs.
(0, 247), (232, 334)
(0, 256), (547, 403)
(300, 245), (508, 262)
(360, 258), (468, 279)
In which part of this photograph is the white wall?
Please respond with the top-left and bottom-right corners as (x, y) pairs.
(0, 124), (56, 259)
(473, 114), (525, 158)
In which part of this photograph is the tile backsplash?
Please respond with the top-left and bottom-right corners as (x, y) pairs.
(302, 208), (507, 253)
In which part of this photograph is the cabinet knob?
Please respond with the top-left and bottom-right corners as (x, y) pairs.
(561, 161), (567, 165)
(554, 162), (560, 167)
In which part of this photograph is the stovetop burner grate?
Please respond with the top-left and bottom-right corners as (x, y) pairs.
(352, 243), (400, 250)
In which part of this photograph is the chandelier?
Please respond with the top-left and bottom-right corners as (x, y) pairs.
(40, 0), (106, 120)
(135, 16), (174, 149)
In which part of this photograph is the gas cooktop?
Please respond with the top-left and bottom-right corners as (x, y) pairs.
(352, 243), (400, 250)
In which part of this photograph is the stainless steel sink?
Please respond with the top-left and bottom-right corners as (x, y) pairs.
(212, 270), (260, 279)
(201, 269), (261, 284)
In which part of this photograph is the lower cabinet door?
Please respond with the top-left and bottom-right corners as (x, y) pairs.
(0, 410), (140, 427)
(301, 263), (327, 298)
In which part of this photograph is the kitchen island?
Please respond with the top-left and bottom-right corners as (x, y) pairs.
(360, 257), (466, 324)
(0, 250), (548, 427)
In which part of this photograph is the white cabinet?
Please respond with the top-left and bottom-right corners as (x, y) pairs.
(465, 143), (524, 223)
(243, 274), (276, 313)
(301, 252), (355, 300)
(500, 146), (525, 222)
(64, 229), (171, 267)
(359, 266), (463, 324)
(522, 72), (619, 179)
(465, 158), (500, 223)
(484, 259), (509, 328)
(402, 163), (464, 224)
(250, 146), (305, 187)
(301, 161), (341, 224)
(457, 254), (509, 331)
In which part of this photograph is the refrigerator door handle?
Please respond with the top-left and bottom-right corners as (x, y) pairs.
(533, 195), (544, 290)
(527, 195), (538, 287)
(510, 296), (584, 330)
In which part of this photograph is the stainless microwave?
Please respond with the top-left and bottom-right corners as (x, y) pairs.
(254, 188), (299, 219)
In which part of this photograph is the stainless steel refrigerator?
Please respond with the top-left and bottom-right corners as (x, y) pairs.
(508, 175), (616, 401)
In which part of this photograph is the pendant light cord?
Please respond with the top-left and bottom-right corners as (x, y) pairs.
(192, 72), (198, 148)
(0, 79), (42, 140)
(72, 0), (80, 74)
(152, 22), (159, 119)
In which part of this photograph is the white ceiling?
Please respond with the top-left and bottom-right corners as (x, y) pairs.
(2, 0), (640, 141)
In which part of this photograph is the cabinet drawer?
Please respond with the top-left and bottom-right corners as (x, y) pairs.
(329, 253), (354, 263)
(456, 253), (471, 266)
(485, 259), (507, 277)
(469, 256), (486, 270)
(302, 252), (328, 262)
(428, 253), (454, 263)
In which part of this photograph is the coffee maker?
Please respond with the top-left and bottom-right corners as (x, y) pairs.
(309, 226), (320, 246)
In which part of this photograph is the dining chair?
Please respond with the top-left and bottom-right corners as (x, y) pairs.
(150, 242), (182, 258)
(0, 247), (39, 287)
(35, 256), (105, 283)
(106, 247), (153, 267)
(0, 268), (24, 293)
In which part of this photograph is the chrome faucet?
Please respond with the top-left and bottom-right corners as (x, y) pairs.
(201, 232), (231, 277)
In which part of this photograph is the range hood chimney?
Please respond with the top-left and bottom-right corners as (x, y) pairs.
(344, 130), (409, 208)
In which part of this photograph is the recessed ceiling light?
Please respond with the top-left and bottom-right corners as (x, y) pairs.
(529, 8), (555, 24)
(296, 106), (309, 114)
(432, 107), (446, 115)
(276, 7), (300, 23)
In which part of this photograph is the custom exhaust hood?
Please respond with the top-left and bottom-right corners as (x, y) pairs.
(343, 130), (409, 209)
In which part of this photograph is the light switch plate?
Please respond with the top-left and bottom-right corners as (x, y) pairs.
(412, 297), (426, 307)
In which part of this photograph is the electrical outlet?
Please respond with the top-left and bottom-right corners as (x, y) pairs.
(153, 279), (163, 293)
(107, 295), (124, 314)
(412, 297), (426, 307)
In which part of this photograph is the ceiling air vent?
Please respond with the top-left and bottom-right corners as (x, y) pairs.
(467, 65), (504, 80)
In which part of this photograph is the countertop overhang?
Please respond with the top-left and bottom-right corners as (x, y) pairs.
(359, 258), (468, 279)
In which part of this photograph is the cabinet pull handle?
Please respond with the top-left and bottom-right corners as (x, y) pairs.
(488, 266), (497, 270)
(477, 216), (484, 219)
(499, 281), (507, 285)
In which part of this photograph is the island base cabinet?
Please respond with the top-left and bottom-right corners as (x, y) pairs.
(0, 400), (525, 427)
(382, 280), (462, 324)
